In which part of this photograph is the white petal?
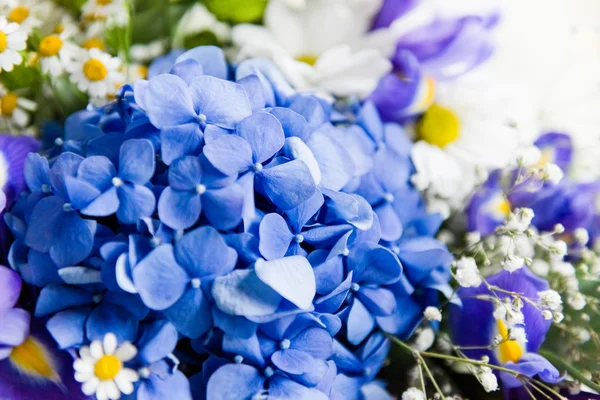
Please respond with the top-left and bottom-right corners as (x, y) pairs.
(103, 333), (118, 355)
(90, 340), (104, 359)
(96, 382), (109, 400)
(74, 358), (94, 373)
(82, 377), (100, 395)
(114, 372), (135, 395)
(282, 137), (322, 185)
(105, 380), (121, 400)
(79, 346), (95, 362)
(75, 370), (95, 383)
(114, 343), (137, 362)
(11, 108), (29, 128)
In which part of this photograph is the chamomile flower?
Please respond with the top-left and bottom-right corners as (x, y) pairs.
(82, 0), (127, 21)
(0, 16), (27, 72)
(74, 333), (139, 400)
(232, 0), (393, 98)
(68, 48), (124, 99)
(38, 32), (80, 77)
(1, 0), (50, 34)
(0, 85), (37, 129)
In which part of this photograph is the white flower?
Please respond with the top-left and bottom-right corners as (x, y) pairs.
(82, 0), (126, 20)
(232, 0), (392, 98)
(68, 48), (124, 99)
(493, 304), (507, 321)
(130, 40), (166, 63)
(0, 84), (37, 128)
(505, 208), (535, 232)
(542, 310), (553, 320)
(173, 3), (231, 48)
(506, 309), (524, 326)
(530, 259), (550, 277)
(0, 16), (27, 72)
(553, 312), (564, 323)
(39, 32), (80, 78)
(455, 256), (482, 288)
(548, 240), (568, 258)
(574, 228), (590, 245)
(509, 326), (527, 343)
(1, 0), (50, 34)
(573, 327), (591, 343)
(567, 292), (586, 311)
(414, 327), (435, 352)
(538, 290), (562, 311)
(479, 370), (499, 392)
(74, 333), (139, 400)
(402, 388), (426, 400)
(502, 254), (525, 273)
(515, 145), (542, 167)
(423, 306), (442, 322)
(551, 260), (575, 277)
(541, 163), (564, 184)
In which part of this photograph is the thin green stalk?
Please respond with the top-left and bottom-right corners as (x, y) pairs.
(420, 358), (446, 400)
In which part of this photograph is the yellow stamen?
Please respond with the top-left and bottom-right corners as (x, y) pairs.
(83, 59), (108, 81)
(8, 7), (30, 24)
(295, 54), (319, 66)
(497, 319), (524, 364)
(1, 93), (18, 116)
(97, 0), (113, 4)
(496, 197), (511, 216)
(94, 355), (122, 380)
(417, 104), (461, 148)
(0, 32), (7, 53)
(82, 38), (105, 50)
(39, 35), (64, 57)
(137, 65), (148, 79)
(9, 337), (60, 381)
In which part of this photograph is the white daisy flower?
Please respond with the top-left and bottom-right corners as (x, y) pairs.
(74, 333), (139, 400)
(0, 16), (27, 72)
(232, 0), (393, 99)
(68, 48), (124, 99)
(0, 84), (37, 129)
(82, 0), (127, 20)
(1, 0), (51, 34)
(38, 32), (80, 78)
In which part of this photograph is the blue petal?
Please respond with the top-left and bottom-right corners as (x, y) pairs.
(375, 203), (403, 242)
(348, 243), (401, 285)
(259, 213), (294, 260)
(144, 74), (196, 129)
(203, 184), (244, 231)
(168, 156), (202, 191)
(236, 112), (285, 164)
(86, 302), (138, 343)
(176, 46), (228, 80)
(160, 123), (204, 166)
(175, 226), (237, 278)
(189, 76), (252, 129)
(64, 176), (101, 210)
(24, 153), (50, 192)
(34, 284), (93, 317)
(307, 129), (355, 191)
(203, 135), (253, 176)
(213, 308), (257, 339)
(206, 364), (265, 400)
(270, 107), (309, 141)
(0, 308), (29, 347)
(164, 288), (212, 339)
(256, 160), (316, 210)
(58, 266), (102, 285)
(285, 190), (324, 233)
(137, 320), (178, 365)
(119, 139), (156, 184)
(0, 266), (21, 317)
(347, 298), (375, 345)
(77, 156), (116, 189)
(80, 186), (119, 217)
(501, 353), (563, 389)
(138, 370), (192, 400)
(357, 287), (397, 316)
(157, 187), (200, 230)
(86, 132), (125, 166)
(291, 327), (333, 360)
(212, 270), (281, 317)
(116, 184), (156, 224)
(133, 244), (188, 310)
(169, 59), (205, 86)
(49, 152), (84, 199)
(271, 349), (315, 375)
(288, 96), (327, 132)
(46, 307), (89, 349)
(269, 375), (328, 400)
(238, 75), (266, 113)
(254, 256), (316, 310)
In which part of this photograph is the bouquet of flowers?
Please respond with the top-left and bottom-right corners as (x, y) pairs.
(1, 0), (600, 399)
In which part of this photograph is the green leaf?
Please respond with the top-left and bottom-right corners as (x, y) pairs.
(202, 0), (268, 23)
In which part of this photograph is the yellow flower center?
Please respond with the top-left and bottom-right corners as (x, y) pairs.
(417, 104), (461, 148)
(536, 148), (554, 168)
(94, 355), (122, 380)
(82, 38), (105, 50)
(54, 23), (65, 34)
(8, 6), (30, 24)
(495, 197), (511, 217)
(83, 59), (108, 81)
(9, 337), (59, 381)
(39, 35), (63, 57)
(0, 32), (7, 53)
(295, 54), (319, 66)
(97, 0), (114, 4)
(1, 93), (18, 116)
(137, 65), (148, 79)
(496, 319), (524, 364)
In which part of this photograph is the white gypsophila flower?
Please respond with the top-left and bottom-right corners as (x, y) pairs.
(542, 163), (564, 184)
(573, 327), (591, 344)
(551, 260), (576, 277)
(574, 228), (590, 245)
(538, 290), (562, 311)
(515, 145), (542, 167)
(0, 84), (37, 128)
(542, 310), (553, 320)
(455, 256), (482, 288)
(68, 48), (124, 99)
(506, 308), (525, 326)
(414, 327), (435, 352)
(553, 312), (564, 323)
(232, 0), (393, 99)
(402, 387), (426, 400)
(509, 327), (527, 343)
(74, 333), (139, 400)
(549, 240), (568, 258)
(554, 223), (565, 234)
(502, 254), (525, 273)
(479, 370), (499, 392)
(0, 16), (26, 72)
(505, 208), (535, 232)
(567, 292), (586, 311)
(493, 304), (507, 321)
(530, 259), (550, 276)
(423, 306), (442, 322)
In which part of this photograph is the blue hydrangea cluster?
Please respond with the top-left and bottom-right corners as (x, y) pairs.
(6, 46), (453, 399)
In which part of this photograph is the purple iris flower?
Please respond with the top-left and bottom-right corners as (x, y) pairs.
(450, 267), (563, 389)
(467, 171), (510, 236)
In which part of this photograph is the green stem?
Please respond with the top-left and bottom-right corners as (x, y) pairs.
(539, 350), (600, 393)
(420, 358), (446, 400)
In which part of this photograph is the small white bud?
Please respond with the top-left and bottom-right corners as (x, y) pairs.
(530, 259), (550, 276)
(516, 146), (542, 167)
(538, 290), (562, 310)
(553, 312), (564, 323)
(542, 310), (553, 320)
(509, 327), (527, 343)
(479, 370), (499, 392)
(567, 292), (586, 311)
(542, 163), (564, 184)
(502, 254), (525, 273)
(574, 228), (589, 245)
(455, 257), (482, 288)
(402, 388), (426, 400)
(549, 240), (568, 257)
(554, 223), (565, 234)
(424, 306), (442, 322)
